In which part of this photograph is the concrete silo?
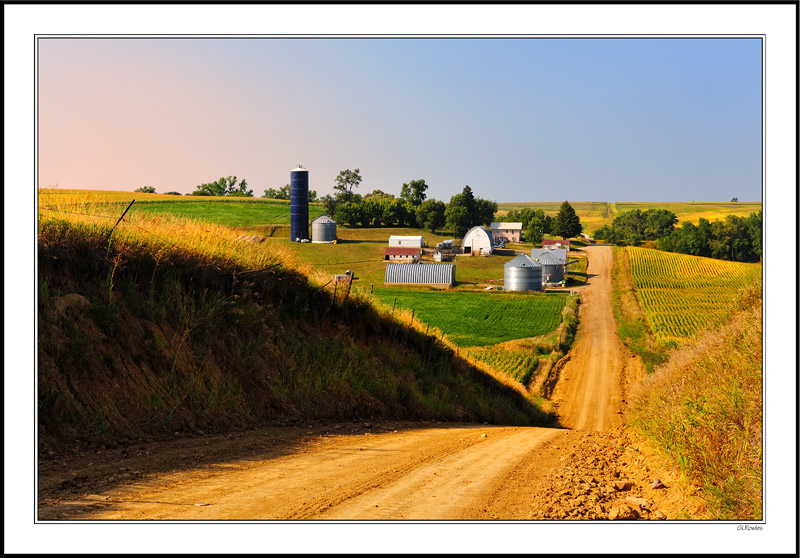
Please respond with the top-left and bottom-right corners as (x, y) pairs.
(290, 166), (309, 242)
(504, 254), (543, 292)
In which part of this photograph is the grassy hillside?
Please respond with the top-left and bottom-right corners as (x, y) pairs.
(628, 286), (762, 519)
(37, 207), (556, 449)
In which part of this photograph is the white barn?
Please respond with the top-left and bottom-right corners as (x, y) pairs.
(388, 235), (424, 249)
(462, 226), (493, 256)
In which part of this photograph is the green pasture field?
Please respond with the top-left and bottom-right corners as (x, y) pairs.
(130, 200), (326, 228)
(371, 288), (568, 347)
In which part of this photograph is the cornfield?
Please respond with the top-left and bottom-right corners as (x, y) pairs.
(626, 247), (762, 346)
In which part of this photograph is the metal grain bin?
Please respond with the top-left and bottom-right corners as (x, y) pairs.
(311, 214), (337, 243)
(531, 250), (565, 284)
(504, 254), (543, 292)
(290, 166), (309, 242)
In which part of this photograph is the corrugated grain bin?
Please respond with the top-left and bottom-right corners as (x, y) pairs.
(290, 166), (309, 242)
(531, 249), (566, 284)
(311, 214), (337, 243)
(504, 254), (543, 292)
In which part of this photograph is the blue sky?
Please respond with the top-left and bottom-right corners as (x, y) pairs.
(38, 37), (762, 202)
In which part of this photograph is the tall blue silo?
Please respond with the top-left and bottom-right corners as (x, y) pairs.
(290, 166), (309, 242)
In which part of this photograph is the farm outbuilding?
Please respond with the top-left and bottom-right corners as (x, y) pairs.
(531, 249), (569, 285)
(385, 263), (455, 288)
(384, 247), (421, 263)
(389, 235), (425, 249)
(311, 214), (337, 243)
(543, 239), (570, 250)
(504, 254), (543, 292)
(490, 222), (523, 244)
(462, 226), (493, 256)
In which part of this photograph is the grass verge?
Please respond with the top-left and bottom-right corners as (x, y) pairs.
(627, 285), (762, 520)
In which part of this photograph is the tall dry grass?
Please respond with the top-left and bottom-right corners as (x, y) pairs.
(628, 285), (762, 519)
(37, 201), (554, 447)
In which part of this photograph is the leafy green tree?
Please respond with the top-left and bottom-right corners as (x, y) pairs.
(475, 198), (499, 227)
(334, 168), (362, 201)
(552, 201), (582, 239)
(308, 190), (318, 202)
(335, 200), (364, 227)
(163, 191), (182, 196)
(746, 210), (762, 261)
(525, 209), (551, 245)
(644, 209), (678, 239)
(227, 178), (252, 197)
(444, 202), (471, 238)
(400, 179), (429, 207)
(416, 199), (446, 233)
(135, 186), (156, 193)
(263, 184), (290, 200)
(193, 176), (251, 197)
(444, 185), (498, 237)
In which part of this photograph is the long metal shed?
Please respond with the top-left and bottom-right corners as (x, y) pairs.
(385, 263), (455, 288)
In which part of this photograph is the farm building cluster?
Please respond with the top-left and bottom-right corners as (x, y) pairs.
(380, 231), (576, 291)
(281, 167), (577, 292)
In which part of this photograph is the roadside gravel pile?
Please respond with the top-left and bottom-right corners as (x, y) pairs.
(528, 428), (708, 520)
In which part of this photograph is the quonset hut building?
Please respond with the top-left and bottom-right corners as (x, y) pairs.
(385, 263), (455, 288)
(462, 226), (493, 256)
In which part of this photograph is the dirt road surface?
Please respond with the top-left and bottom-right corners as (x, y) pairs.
(39, 245), (688, 521)
(550, 245), (642, 431)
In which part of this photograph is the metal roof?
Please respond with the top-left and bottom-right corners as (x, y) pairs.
(463, 226), (493, 243)
(544, 239), (570, 245)
(505, 254), (542, 268)
(389, 235), (424, 241)
(531, 251), (565, 266)
(385, 263), (455, 285)
(531, 248), (567, 264)
(311, 214), (336, 224)
(490, 222), (523, 230)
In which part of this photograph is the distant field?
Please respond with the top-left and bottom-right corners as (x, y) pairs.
(613, 202), (762, 226)
(371, 288), (568, 347)
(496, 201), (612, 233)
(496, 200), (762, 236)
(130, 202), (326, 228)
(626, 247), (762, 346)
(37, 188), (326, 228)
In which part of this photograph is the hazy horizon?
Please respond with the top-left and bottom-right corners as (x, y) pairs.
(37, 37), (763, 204)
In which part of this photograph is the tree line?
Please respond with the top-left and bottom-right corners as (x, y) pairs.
(320, 169), (498, 237)
(594, 209), (762, 262)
